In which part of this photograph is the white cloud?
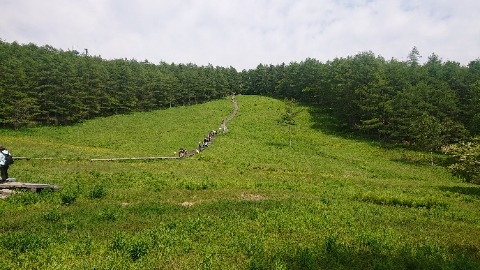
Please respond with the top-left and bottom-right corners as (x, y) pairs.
(0, 0), (479, 70)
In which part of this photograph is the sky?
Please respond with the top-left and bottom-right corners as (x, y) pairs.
(1, 0), (479, 70)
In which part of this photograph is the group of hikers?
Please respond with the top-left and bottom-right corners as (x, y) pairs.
(177, 93), (237, 158)
(200, 129), (218, 150)
(178, 129), (219, 158)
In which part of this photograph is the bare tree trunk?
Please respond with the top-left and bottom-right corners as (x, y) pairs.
(289, 124), (292, 147)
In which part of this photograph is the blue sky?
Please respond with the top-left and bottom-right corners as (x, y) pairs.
(1, 0), (479, 70)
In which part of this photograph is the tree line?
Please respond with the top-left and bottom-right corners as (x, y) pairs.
(241, 49), (480, 151)
(0, 40), (240, 127)
(2, 40), (479, 148)
(1, 40), (479, 181)
(239, 49), (480, 182)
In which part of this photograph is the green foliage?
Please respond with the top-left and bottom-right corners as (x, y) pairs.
(2, 39), (478, 156)
(43, 208), (62, 222)
(60, 190), (77, 205)
(245, 236), (480, 270)
(242, 50), (479, 150)
(0, 96), (479, 268)
(278, 98), (302, 147)
(181, 178), (216, 190)
(111, 232), (151, 261)
(5, 191), (41, 205)
(0, 40), (237, 127)
(443, 137), (480, 184)
(355, 192), (448, 209)
(0, 231), (50, 253)
(5, 188), (55, 206)
(98, 206), (120, 221)
(88, 184), (107, 199)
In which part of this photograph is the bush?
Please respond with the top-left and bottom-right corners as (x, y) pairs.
(98, 206), (119, 221)
(6, 191), (41, 205)
(60, 191), (77, 205)
(0, 231), (49, 253)
(43, 208), (62, 222)
(442, 137), (480, 184)
(88, 184), (107, 199)
(111, 232), (150, 261)
(355, 193), (448, 209)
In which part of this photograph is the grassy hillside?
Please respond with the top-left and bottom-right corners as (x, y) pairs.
(1, 95), (479, 269)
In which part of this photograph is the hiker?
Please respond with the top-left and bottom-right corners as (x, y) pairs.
(202, 137), (209, 148)
(220, 120), (226, 133)
(0, 145), (13, 183)
(178, 148), (187, 158)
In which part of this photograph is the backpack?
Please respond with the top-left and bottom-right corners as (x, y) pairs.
(3, 152), (13, 166)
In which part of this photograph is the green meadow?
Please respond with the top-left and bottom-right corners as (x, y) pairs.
(0, 95), (479, 269)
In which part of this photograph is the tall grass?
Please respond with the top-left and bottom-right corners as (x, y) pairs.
(0, 95), (479, 269)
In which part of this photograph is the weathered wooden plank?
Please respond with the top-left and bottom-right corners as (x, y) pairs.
(90, 156), (178, 161)
(12, 157), (56, 160)
(0, 182), (62, 192)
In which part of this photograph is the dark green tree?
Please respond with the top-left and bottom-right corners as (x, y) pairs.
(407, 46), (421, 67)
(410, 112), (446, 165)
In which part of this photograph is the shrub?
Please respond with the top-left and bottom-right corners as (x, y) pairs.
(43, 208), (62, 222)
(98, 206), (119, 221)
(0, 231), (49, 253)
(60, 191), (77, 206)
(355, 193), (448, 209)
(442, 137), (480, 184)
(181, 179), (216, 190)
(5, 191), (41, 205)
(111, 232), (150, 261)
(127, 236), (150, 261)
(88, 184), (107, 199)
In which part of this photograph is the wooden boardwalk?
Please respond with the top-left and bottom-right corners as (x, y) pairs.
(0, 180), (62, 193)
(90, 156), (178, 161)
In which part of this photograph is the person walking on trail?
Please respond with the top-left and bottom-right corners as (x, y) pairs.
(220, 119), (227, 133)
(0, 145), (13, 183)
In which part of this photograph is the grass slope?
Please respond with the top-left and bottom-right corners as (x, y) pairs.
(0, 95), (479, 269)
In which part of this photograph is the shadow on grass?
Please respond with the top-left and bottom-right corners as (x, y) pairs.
(307, 105), (451, 168)
(390, 152), (442, 167)
(438, 186), (480, 198)
(307, 106), (354, 138)
(247, 237), (480, 270)
(307, 106), (391, 148)
(266, 142), (289, 149)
